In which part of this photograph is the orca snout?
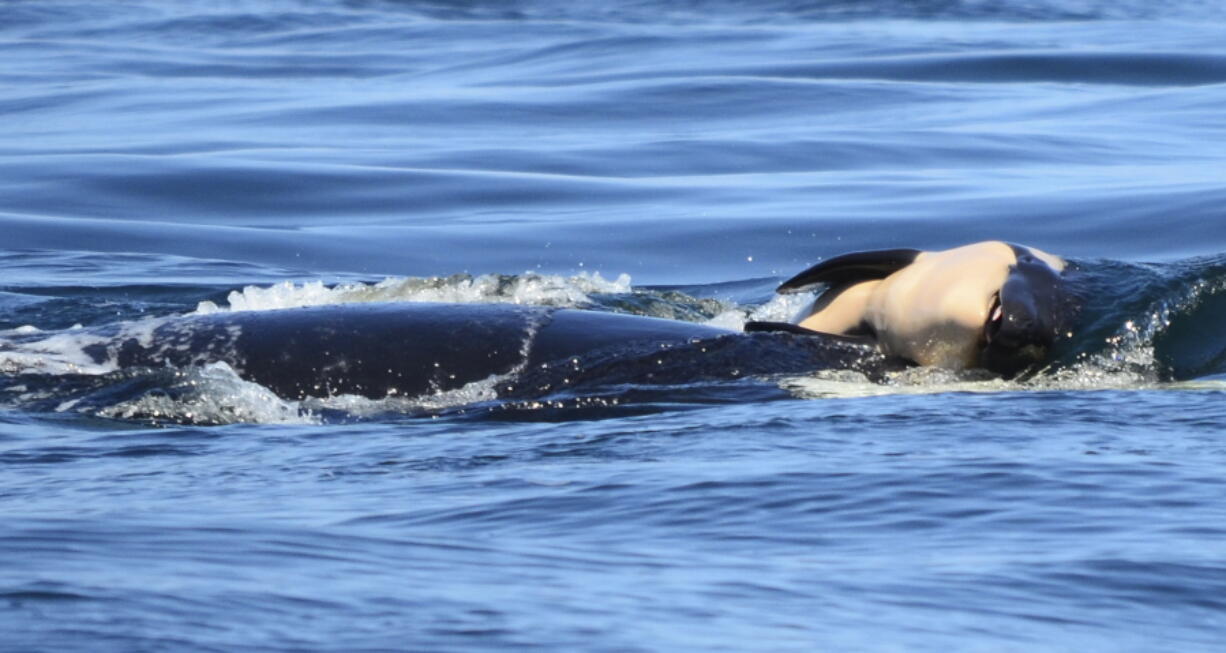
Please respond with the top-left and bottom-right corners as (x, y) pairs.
(980, 259), (1068, 377)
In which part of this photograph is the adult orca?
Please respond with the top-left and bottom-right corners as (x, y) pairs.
(747, 241), (1074, 377)
(1, 241), (1074, 405)
(6, 302), (901, 401)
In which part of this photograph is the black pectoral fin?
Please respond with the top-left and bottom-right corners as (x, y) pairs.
(744, 321), (823, 335)
(776, 248), (921, 293)
(744, 321), (882, 350)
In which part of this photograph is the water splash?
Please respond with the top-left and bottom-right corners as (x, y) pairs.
(193, 272), (633, 314)
(0, 326), (118, 376)
(91, 363), (317, 426)
(705, 293), (811, 330)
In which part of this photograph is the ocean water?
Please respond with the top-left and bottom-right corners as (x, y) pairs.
(4, 0), (1226, 650)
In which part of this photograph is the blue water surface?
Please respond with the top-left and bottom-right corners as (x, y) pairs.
(4, 0), (1226, 650)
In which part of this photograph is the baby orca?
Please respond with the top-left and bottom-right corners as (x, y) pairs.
(748, 241), (1075, 377)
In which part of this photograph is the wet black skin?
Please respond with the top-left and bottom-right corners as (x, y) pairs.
(77, 302), (900, 400)
(980, 246), (1073, 378)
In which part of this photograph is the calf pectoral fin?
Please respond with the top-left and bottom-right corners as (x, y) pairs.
(743, 321), (878, 346)
(776, 248), (921, 293)
(744, 320), (823, 335)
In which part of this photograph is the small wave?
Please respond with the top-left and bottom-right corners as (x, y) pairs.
(1044, 256), (1226, 383)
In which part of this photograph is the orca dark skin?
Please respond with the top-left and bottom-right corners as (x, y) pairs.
(980, 246), (1073, 376)
(58, 302), (900, 400)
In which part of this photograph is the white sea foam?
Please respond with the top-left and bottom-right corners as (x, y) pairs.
(93, 362), (317, 425)
(783, 366), (1226, 401)
(0, 315), (183, 377)
(301, 372), (507, 418)
(781, 367), (1011, 400)
(0, 329), (118, 376)
(193, 271), (633, 314)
